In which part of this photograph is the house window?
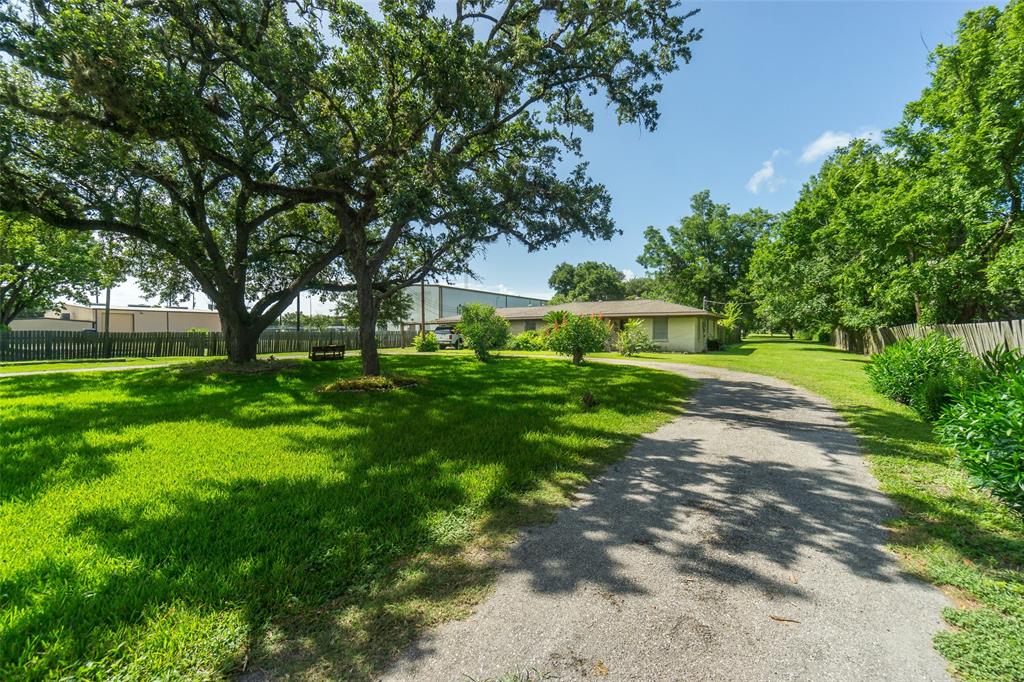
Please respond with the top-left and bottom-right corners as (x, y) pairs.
(652, 317), (668, 341)
(524, 320), (537, 331)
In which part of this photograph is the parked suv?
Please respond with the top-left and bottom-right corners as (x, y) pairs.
(433, 325), (464, 350)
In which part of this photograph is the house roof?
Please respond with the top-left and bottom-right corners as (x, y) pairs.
(432, 299), (719, 324)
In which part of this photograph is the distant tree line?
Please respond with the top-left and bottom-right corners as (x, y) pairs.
(547, 190), (769, 334)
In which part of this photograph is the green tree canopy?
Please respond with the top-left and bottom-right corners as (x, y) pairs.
(548, 261), (627, 302)
(891, 0), (1024, 321)
(622, 276), (660, 300)
(0, 214), (104, 326)
(0, 0), (702, 372)
(639, 190), (771, 310)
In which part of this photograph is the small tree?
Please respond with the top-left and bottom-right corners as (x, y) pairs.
(546, 312), (611, 365)
(457, 304), (509, 362)
(717, 301), (743, 342)
(615, 319), (658, 357)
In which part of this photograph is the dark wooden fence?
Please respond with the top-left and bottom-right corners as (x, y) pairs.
(833, 319), (1024, 357)
(0, 329), (414, 362)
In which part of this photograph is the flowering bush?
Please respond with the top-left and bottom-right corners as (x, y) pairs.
(545, 311), (611, 365)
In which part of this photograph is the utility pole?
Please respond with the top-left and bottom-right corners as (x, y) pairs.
(103, 285), (112, 358)
(420, 280), (426, 339)
(295, 291), (301, 332)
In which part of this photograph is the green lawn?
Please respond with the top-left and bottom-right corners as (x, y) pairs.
(0, 354), (692, 680)
(0, 353), (308, 374)
(583, 337), (1023, 681)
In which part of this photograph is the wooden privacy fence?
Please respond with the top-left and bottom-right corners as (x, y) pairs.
(0, 329), (414, 362)
(833, 319), (1024, 357)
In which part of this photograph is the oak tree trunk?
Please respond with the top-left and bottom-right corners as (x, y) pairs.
(355, 269), (381, 376)
(220, 309), (260, 363)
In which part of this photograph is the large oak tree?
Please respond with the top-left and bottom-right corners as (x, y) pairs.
(0, 0), (702, 371)
(548, 261), (627, 302)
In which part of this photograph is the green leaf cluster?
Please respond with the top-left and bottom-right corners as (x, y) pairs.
(544, 311), (611, 364)
(0, 213), (105, 325)
(615, 318), (658, 356)
(865, 333), (979, 420)
(456, 303), (509, 362)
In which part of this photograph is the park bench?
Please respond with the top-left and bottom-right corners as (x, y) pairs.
(309, 344), (346, 361)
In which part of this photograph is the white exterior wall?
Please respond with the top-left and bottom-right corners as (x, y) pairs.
(638, 316), (707, 353)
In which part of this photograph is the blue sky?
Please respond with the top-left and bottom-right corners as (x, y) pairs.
(464, 0), (985, 299)
(110, 1), (985, 311)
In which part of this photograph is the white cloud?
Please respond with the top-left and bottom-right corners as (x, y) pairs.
(799, 128), (881, 164)
(621, 268), (636, 281)
(746, 149), (785, 194)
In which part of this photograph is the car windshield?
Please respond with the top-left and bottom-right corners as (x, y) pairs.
(434, 326), (453, 333)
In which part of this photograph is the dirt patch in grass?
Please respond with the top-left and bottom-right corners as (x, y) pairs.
(939, 584), (983, 611)
(316, 375), (419, 393)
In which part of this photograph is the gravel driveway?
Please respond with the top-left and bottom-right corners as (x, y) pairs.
(385, 359), (952, 681)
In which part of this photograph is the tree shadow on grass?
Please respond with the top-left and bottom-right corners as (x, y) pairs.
(0, 355), (691, 679)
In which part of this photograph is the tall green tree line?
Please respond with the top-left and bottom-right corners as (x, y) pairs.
(749, 1), (1024, 333)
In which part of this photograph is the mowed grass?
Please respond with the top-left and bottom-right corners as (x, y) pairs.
(586, 337), (1023, 681)
(0, 354), (692, 680)
(0, 352), (308, 374)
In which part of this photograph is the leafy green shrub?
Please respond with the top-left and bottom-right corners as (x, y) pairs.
(545, 311), (611, 365)
(980, 345), (1024, 377)
(864, 332), (978, 419)
(506, 329), (547, 351)
(615, 318), (656, 356)
(412, 332), (439, 352)
(937, 367), (1024, 516)
(795, 327), (832, 343)
(456, 304), (510, 362)
(910, 375), (955, 422)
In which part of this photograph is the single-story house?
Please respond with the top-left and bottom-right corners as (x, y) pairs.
(433, 299), (723, 353)
(10, 302), (222, 333)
